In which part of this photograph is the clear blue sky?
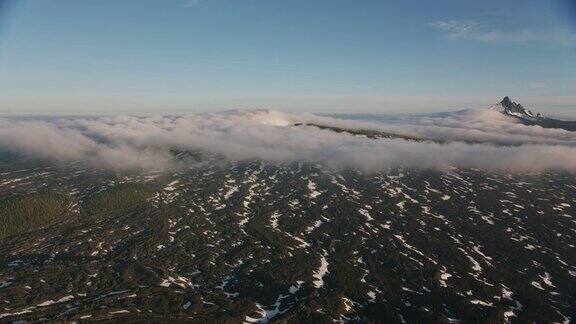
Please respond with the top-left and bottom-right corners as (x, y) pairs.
(0, 0), (575, 115)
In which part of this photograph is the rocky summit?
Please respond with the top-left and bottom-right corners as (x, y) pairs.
(491, 97), (576, 132)
(491, 96), (539, 119)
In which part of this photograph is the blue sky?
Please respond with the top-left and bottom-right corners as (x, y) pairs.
(0, 0), (575, 115)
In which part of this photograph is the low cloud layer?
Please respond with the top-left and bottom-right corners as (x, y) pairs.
(1, 109), (575, 173)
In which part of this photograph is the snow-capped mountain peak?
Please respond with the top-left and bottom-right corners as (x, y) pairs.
(490, 96), (543, 120)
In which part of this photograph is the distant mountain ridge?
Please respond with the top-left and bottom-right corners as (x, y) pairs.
(293, 122), (429, 142)
(491, 96), (576, 131)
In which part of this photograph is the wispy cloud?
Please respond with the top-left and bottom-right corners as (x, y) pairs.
(430, 20), (479, 38)
(430, 19), (575, 45)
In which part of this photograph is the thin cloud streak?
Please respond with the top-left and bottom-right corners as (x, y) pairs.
(430, 19), (576, 45)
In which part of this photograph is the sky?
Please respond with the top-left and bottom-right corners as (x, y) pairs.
(0, 0), (575, 115)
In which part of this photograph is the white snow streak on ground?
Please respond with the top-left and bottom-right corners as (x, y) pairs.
(244, 281), (304, 323)
(439, 271), (452, 287)
(358, 208), (373, 221)
(307, 179), (322, 199)
(269, 211), (280, 229)
(37, 295), (75, 307)
(313, 250), (330, 288)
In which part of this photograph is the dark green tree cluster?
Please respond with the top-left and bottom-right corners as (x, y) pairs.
(81, 183), (157, 216)
(0, 191), (71, 241)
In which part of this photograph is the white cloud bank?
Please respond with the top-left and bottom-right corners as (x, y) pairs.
(0, 109), (575, 173)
